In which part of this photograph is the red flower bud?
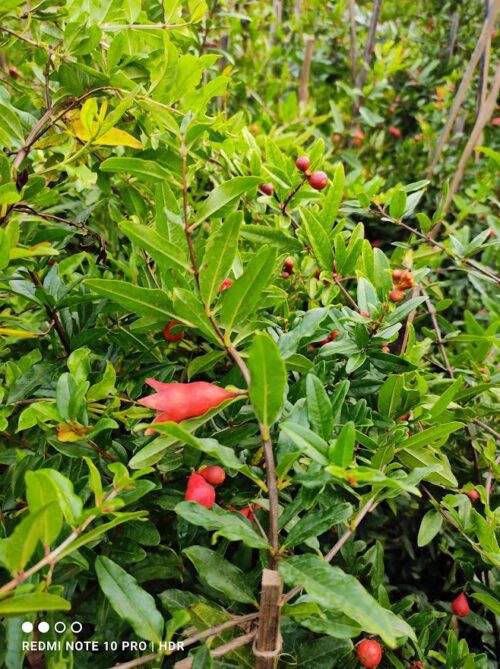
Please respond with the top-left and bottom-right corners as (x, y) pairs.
(199, 465), (226, 486)
(219, 278), (233, 293)
(451, 592), (470, 617)
(139, 380), (239, 433)
(357, 639), (383, 668)
(308, 171), (328, 191)
(295, 156), (310, 172)
(162, 321), (185, 342)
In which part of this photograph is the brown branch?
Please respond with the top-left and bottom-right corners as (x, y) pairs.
(29, 270), (71, 355)
(445, 12), (460, 65)
(173, 632), (256, 669)
(427, 0), (500, 176)
(352, 0), (383, 122)
(333, 272), (358, 310)
(298, 36), (315, 106)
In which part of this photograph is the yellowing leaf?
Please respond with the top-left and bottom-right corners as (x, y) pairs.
(0, 328), (41, 339)
(69, 117), (143, 149)
(56, 423), (92, 442)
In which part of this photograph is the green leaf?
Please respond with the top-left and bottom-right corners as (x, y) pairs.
(283, 504), (352, 548)
(320, 162), (344, 231)
(471, 592), (500, 616)
(306, 374), (333, 441)
(175, 501), (269, 549)
(85, 279), (174, 321)
(248, 333), (287, 429)
(184, 546), (257, 604)
(329, 421), (355, 467)
(119, 220), (191, 272)
(300, 208), (333, 271)
(100, 157), (171, 182)
(389, 189), (407, 219)
(84, 457), (104, 505)
(280, 422), (329, 464)
(417, 509), (443, 547)
(0, 104), (24, 148)
(220, 245), (277, 333)
(398, 448), (458, 487)
(25, 472), (63, 546)
(172, 287), (218, 341)
(429, 377), (464, 418)
(0, 594), (71, 615)
(397, 423), (464, 451)
(194, 177), (261, 225)
(199, 212), (242, 306)
(0, 183), (22, 206)
(377, 375), (404, 418)
(95, 556), (164, 642)
(279, 555), (402, 646)
(240, 224), (303, 252)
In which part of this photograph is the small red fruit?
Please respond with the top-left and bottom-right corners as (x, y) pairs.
(410, 662), (424, 669)
(389, 288), (405, 303)
(488, 229), (495, 238)
(360, 310), (371, 318)
(185, 473), (216, 509)
(308, 171), (328, 191)
(465, 488), (480, 502)
(162, 321), (185, 343)
(492, 117), (500, 127)
(332, 133), (342, 143)
(352, 129), (365, 146)
(199, 465), (226, 486)
(295, 156), (310, 172)
(240, 507), (255, 522)
(281, 271), (290, 279)
(380, 344), (390, 353)
(260, 183), (274, 196)
(392, 269), (404, 280)
(283, 257), (295, 272)
(388, 126), (402, 138)
(219, 278), (233, 293)
(451, 592), (470, 617)
(356, 639), (383, 668)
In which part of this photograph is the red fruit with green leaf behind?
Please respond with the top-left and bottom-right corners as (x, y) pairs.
(138, 380), (239, 433)
(308, 171), (328, 191)
(162, 321), (185, 343)
(295, 156), (310, 172)
(389, 288), (405, 303)
(465, 488), (480, 502)
(360, 310), (371, 318)
(283, 257), (295, 272)
(218, 278), (233, 293)
(356, 639), (383, 668)
(199, 465), (226, 486)
(388, 126), (402, 138)
(259, 183), (274, 196)
(185, 473), (216, 509)
(410, 662), (424, 669)
(451, 592), (470, 617)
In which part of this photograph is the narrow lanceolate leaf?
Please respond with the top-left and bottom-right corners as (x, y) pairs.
(0, 593), (71, 615)
(199, 211), (242, 307)
(220, 245), (277, 333)
(119, 220), (191, 272)
(329, 421), (355, 467)
(184, 546), (257, 604)
(429, 376), (464, 418)
(194, 177), (262, 225)
(248, 333), (287, 429)
(396, 423), (464, 451)
(320, 162), (345, 231)
(279, 555), (402, 647)
(95, 556), (164, 642)
(283, 504), (352, 548)
(306, 374), (333, 441)
(172, 288), (219, 342)
(175, 501), (269, 549)
(100, 157), (170, 182)
(85, 279), (174, 321)
(417, 509), (443, 547)
(280, 422), (329, 465)
(300, 208), (333, 271)
(25, 471), (63, 545)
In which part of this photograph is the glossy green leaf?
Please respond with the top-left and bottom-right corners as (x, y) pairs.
(85, 279), (174, 320)
(119, 220), (191, 272)
(417, 509), (443, 547)
(199, 211), (242, 306)
(248, 333), (287, 429)
(0, 594), (71, 615)
(194, 177), (261, 225)
(100, 157), (171, 182)
(283, 503), (352, 548)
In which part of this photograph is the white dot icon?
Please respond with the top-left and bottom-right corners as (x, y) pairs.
(38, 621), (50, 634)
(21, 622), (33, 633)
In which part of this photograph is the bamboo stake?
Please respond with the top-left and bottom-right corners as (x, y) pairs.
(351, 0), (383, 124)
(427, 0), (499, 176)
(254, 569), (283, 669)
(446, 12), (460, 65)
(476, 0), (492, 161)
(348, 0), (357, 86)
(299, 35), (315, 106)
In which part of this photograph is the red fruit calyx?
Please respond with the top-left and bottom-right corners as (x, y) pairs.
(199, 465), (226, 486)
(260, 183), (274, 196)
(451, 592), (470, 617)
(162, 321), (185, 343)
(185, 473), (216, 509)
(389, 288), (405, 303)
(308, 171), (328, 191)
(219, 278), (233, 293)
(357, 639), (383, 668)
(295, 156), (311, 172)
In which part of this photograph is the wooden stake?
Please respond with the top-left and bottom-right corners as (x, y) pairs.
(445, 12), (460, 65)
(351, 0), (382, 126)
(476, 0), (492, 161)
(254, 569), (283, 669)
(299, 35), (315, 106)
(348, 0), (357, 86)
(427, 0), (499, 176)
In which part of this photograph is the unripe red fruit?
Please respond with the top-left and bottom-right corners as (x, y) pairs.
(388, 126), (402, 138)
(219, 278), (233, 293)
(451, 592), (470, 617)
(308, 171), (328, 191)
(357, 639), (383, 668)
(283, 257), (294, 272)
(281, 271), (290, 279)
(360, 311), (371, 318)
(199, 465), (226, 486)
(163, 321), (185, 342)
(392, 269), (404, 280)
(410, 662), (424, 669)
(465, 488), (480, 502)
(491, 117), (500, 127)
(332, 133), (342, 143)
(295, 156), (310, 172)
(240, 507), (255, 522)
(185, 473), (216, 508)
(488, 229), (495, 237)
(389, 288), (405, 303)
(260, 183), (274, 196)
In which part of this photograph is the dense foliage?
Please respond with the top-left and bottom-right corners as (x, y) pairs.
(0, 1), (498, 668)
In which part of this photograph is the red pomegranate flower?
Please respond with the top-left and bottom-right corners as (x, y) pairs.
(139, 379), (240, 433)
